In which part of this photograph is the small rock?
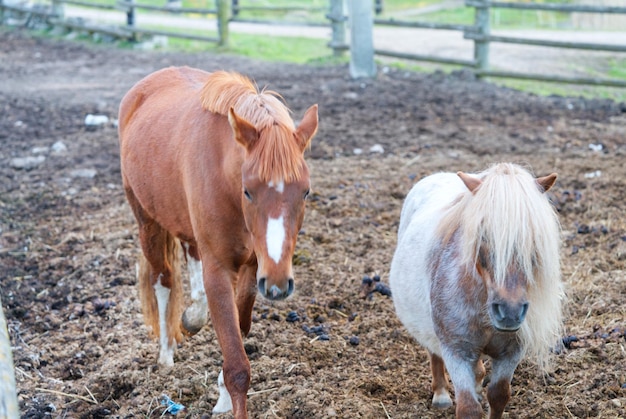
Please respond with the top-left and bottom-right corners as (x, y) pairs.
(10, 155), (45, 170)
(353, 148), (363, 155)
(51, 141), (68, 154)
(610, 399), (622, 408)
(70, 168), (97, 179)
(31, 146), (49, 154)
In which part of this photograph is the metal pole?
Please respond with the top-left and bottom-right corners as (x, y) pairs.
(473, 0), (490, 75)
(329, 0), (347, 57)
(348, 0), (376, 78)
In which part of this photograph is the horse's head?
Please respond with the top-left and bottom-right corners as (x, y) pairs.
(229, 105), (318, 301)
(458, 169), (558, 332)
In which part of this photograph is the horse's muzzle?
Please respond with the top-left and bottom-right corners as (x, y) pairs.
(258, 277), (294, 301)
(490, 301), (529, 332)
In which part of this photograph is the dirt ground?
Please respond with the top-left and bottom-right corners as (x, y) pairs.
(1, 28), (625, 418)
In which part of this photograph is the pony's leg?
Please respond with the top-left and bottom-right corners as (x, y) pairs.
(442, 352), (483, 419)
(181, 244), (208, 336)
(429, 352), (452, 409)
(236, 264), (257, 336)
(486, 354), (522, 419)
(474, 359), (486, 400)
(203, 264), (250, 418)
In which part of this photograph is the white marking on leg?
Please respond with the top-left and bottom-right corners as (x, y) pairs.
(154, 275), (175, 367)
(266, 214), (286, 264)
(268, 179), (284, 194)
(183, 252), (208, 330)
(212, 369), (233, 414)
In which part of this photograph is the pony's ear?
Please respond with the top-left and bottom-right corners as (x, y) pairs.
(228, 107), (258, 150)
(536, 173), (557, 193)
(295, 104), (318, 151)
(457, 171), (482, 194)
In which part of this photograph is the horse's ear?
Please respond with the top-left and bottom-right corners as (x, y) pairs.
(295, 104), (318, 151)
(537, 173), (557, 193)
(228, 107), (258, 150)
(457, 171), (482, 194)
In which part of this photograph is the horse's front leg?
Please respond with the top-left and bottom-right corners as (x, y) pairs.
(486, 352), (522, 419)
(236, 264), (258, 336)
(204, 264), (250, 419)
(442, 350), (484, 419)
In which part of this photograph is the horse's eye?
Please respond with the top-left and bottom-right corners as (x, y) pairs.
(243, 189), (252, 201)
(303, 189), (310, 200)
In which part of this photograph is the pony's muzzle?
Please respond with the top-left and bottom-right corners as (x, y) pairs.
(258, 277), (294, 301)
(490, 301), (529, 331)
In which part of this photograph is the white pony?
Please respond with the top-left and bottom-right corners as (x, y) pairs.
(390, 163), (564, 419)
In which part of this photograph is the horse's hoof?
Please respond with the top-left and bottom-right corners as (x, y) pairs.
(181, 311), (206, 337)
(432, 392), (453, 409)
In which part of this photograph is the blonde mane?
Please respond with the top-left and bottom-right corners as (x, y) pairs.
(439, 163), (564, 369)
(200, 71), (305, 183)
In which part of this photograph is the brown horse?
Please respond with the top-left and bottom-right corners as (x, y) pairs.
(390, 163), (564, 418)
(118, 67), (318, 418)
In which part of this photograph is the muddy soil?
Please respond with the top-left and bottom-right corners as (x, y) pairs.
(0, 28), (625, 418)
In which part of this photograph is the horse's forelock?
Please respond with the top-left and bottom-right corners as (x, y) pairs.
(201, 72), (304, 183)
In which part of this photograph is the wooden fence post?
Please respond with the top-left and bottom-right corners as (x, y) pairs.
(348, 0), (376, 78)
(126, 0), (136, 41)
(473, 0), (490, 76)
(0, 298), (19, 419)
(217, 0), (229, 47)
(329, 0), (347, 57)
(51, 0), (64, 20)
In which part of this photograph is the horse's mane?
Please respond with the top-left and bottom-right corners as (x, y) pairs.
(200, 71), (305, 183)
(439, 163), (564, 369)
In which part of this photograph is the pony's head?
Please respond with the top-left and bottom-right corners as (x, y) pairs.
(456, 164), (559, 333)
(229, 105), (318, 301)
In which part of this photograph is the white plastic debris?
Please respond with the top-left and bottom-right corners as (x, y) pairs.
(84, 114), (109, 126)
(584, 170), (602, 179)
(588, 143), (603, 152)
(369, 144), (384, 154)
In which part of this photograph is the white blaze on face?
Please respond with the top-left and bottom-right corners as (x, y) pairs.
(268, 179), (285, 194)
(266, 214), (286, 264)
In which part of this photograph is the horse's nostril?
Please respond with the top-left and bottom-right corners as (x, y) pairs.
(520, 302), (529, 320)
(492, 303), (506, 322)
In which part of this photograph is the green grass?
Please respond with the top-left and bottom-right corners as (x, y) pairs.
(32, 0), (626, 101)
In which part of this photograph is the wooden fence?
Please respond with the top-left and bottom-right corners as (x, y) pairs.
(360, 0), (626, 87)
(0, 0), (625, 85)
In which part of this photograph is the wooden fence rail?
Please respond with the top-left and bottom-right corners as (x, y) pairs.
(0, 0), (624, 87)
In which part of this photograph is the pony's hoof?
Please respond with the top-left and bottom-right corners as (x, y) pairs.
(432, 393), (453, 409)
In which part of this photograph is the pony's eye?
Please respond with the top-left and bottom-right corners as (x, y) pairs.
(303, 189), (310, 200)
(243, 189), (252, 201)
